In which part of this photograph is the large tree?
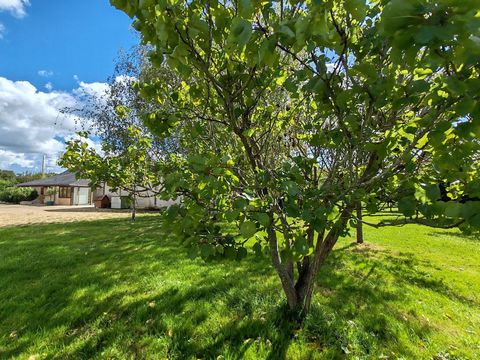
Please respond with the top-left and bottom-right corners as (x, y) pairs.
(111, 0), (480, 315)
(60, 47), (183, 220)
(66, 46), (181, 156)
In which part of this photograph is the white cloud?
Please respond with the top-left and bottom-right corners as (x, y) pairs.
(0, 149), (34, 168)
(0, 76), (104, 172)
(0, 0), (30, 18)
(38, 70), (54, 78)
(0, 22), (5, 39)
(73, 81), (109, 98)
(45, 82), (53, 91)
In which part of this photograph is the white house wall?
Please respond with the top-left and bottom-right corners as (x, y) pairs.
(102, 184), (179, 209)
(72, 187), (79, 205)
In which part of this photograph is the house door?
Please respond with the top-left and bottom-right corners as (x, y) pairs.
(78, 188), (89, 205)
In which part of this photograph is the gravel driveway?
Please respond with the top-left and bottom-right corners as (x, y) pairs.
(0, 204), (133, 227)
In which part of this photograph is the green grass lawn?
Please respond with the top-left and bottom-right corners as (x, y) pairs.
(0, 215), (479, 359)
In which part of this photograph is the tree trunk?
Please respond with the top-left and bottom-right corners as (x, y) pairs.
(266, 219), (298, 309)
(270, 228), (341, 317)
(269, 209), (351, 318)
(356, 201), (364, 244)
(131, 192), (136, 222)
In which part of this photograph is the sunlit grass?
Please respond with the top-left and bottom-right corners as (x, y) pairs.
(0, 215), (478, 359)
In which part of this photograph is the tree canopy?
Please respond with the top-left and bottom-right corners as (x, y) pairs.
(103, 0), (480, 315)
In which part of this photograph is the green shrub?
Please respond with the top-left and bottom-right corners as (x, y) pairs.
(0, 187), (38, 204)
(0, 179), (15, 191)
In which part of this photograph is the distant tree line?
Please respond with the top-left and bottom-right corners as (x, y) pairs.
(0, 170), (54, 204)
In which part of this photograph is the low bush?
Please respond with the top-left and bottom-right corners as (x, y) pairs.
(0, 179), (15, 191)
(0, 187), (38, 204)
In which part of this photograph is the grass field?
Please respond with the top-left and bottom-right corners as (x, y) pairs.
(0, 214), (478, 359)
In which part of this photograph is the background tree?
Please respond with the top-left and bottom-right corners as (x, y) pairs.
(60, 127), (158, 221)
(111, 0), (480, 316)
(67, 46), (181, 157)
(0, 170), (43, 204)
(0, 170), (15, 181)
(61, 47), (184, 219)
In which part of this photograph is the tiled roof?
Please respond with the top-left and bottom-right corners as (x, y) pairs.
(17, 171), (90, 187)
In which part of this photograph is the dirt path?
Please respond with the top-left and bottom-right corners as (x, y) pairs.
(0, 204), (133, 227)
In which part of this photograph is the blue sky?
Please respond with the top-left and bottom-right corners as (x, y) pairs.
(0, 0), (138, 172)
(0, 0), (137, 91)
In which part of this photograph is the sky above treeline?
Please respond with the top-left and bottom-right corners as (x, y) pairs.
(0, 0), (138, 173)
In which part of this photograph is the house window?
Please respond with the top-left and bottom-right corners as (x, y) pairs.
(59, 187), (71, 198)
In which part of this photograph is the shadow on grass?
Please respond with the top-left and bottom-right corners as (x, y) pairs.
(0, 218), (474, 359)
(427, 230), (480, 242)
(0, 217), (296, 359)
(305, 241), (474, 358)
(43, 207), (161, 214)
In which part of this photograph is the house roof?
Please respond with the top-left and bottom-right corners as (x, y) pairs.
(17, 171), (91, 188)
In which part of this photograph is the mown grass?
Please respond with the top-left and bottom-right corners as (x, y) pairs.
(0, 214), (478, 359)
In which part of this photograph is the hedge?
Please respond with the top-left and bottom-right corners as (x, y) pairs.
(0, 187), (38, 204)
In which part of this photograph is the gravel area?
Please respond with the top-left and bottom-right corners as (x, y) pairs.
(0, 204), (132, 227)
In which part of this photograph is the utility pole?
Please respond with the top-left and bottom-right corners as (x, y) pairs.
(41, 155), (46, 178)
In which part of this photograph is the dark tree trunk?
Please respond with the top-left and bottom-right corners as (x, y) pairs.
(356, 201), (364, 244)
(266, 220), (298, 309)
(269, 226), (340, 316)
(131, 192), (136, 222)
(268, 209), (352, 318)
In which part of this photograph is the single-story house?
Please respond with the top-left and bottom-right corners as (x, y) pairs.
(18, 171), (179, 209)
(17, 171), (93, 205)
(97, 183), (179, 209)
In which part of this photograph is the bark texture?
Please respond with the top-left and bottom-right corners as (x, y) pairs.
(268, 209), (352, 316)
(356, 201), (364, 244)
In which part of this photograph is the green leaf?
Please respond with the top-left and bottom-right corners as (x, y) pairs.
(225, 209), (240, 222)
(454, 98), (476, 116)
(224, 246), (237, 259)
(445, 202), (462, 218)
(215, 244), (225, 255)
(200, 244), (214, 259)
(468, 214), (480, 228)
(425, 184), (441, 201)
(398, 197), (416, 217)
(311, 11), (329, 36)
(380, 0), (416, 35)
(461, 201), (480, 220)
(365, 201), (379, 214)
(293, 237), (309, 256)
(414, 185), (427, 204)
(237, 247), (248, 260)
(240, 221), (257, 238)
(254, 212), (270, 226)
(278, 24), (295, 39)
(257, 38), (277, 66)
(282, 181), (300, 196)
(229, 17), (252, 47)
(252, 242), (262, 256)
(234, 198), (248, 210)
(414, 26), (437, 44)
(238, 0), (253, 18)
(344, 0), (367, 21)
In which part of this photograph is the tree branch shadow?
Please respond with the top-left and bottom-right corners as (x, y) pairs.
(0, 218), (477, 359)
